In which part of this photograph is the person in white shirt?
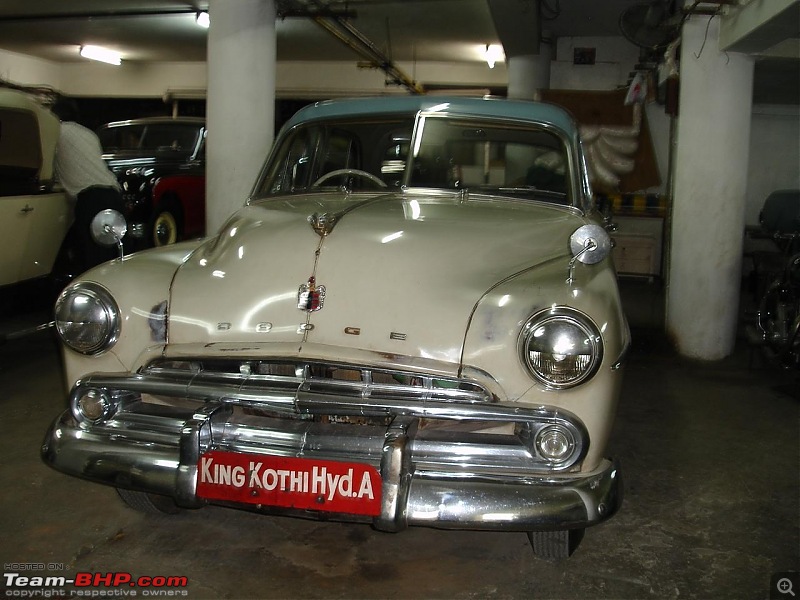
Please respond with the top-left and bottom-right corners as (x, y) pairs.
(52, 98), (124, 271)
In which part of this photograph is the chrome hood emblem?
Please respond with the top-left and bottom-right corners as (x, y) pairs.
(308, 212), (339, 237)
(298, 276), (326, 312)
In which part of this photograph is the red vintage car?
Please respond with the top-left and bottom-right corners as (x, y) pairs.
(98, 117), (206, 247)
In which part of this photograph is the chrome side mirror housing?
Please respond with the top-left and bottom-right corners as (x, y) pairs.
(567, 223), (612, 284)
(90, 209), (128, 260)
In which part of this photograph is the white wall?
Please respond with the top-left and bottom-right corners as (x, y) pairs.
(0, 49), (63, 89)
(744, 105), (800, 224)
(551, 36), (640, 91)
(0, 49), (507, 99)
(59, 61), (208, 98)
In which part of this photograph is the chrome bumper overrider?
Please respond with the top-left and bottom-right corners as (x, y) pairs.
(42, 369), (622, 532)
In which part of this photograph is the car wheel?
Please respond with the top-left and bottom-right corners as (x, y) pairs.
(116, 488), (182, 515)
(527, 529), (585, 560)
(152, 209), (180, 247)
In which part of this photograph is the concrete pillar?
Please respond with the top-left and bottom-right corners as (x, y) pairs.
(506, 49), (551, 100)
(206, 0), (276, 234)
(666, 14), (754, 359)
(487, 0), (550, 100)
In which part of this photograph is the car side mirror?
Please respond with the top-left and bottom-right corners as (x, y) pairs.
(90, 209), (128, 260)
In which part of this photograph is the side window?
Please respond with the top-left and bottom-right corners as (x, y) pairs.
(98, 125), (145, 152)
(380, 130), (411, 188)
(0, 108), (41, 196)
(263, 127), (318, 194)
(313, 128), (362, 188)
(143, 125), (197, 151)
(319, 129), (358, 173)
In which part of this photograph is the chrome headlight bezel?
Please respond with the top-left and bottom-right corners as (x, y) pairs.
(54, 282), (121, 355)
(519, 306), (603, 389)
(71, 388), (115, 424)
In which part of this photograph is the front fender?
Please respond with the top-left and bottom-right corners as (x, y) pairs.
(462, 256), (627, 470)
(61, 241), (202, 391)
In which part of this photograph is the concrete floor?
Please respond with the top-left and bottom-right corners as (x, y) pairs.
(0, 280), (797, 599)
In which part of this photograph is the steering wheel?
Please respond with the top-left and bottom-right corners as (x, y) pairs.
(312, 168), (387, 188)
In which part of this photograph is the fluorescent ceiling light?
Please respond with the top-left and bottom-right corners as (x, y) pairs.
(484, 44), (504, 69)
(80, 45), (122, 65)
(196, 11), (210, 28)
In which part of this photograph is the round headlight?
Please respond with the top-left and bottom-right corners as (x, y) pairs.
(54, 283), (120, 355)
(520, 307), (603, 388)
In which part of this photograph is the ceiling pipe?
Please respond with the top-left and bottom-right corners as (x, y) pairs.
(6, 2), (423, 94)
(312, 16), (424, 94)
(280, 0), (423, 94)
(0, 9), (203, 22)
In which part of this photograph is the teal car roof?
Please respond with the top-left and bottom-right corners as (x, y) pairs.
(281, 96), (578, 136)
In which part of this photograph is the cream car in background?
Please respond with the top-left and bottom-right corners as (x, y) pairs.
(43, 97), (628, 560)
(0, 88), (71, 288)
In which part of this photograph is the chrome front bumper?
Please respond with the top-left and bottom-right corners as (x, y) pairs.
(42, 369), (622, 533)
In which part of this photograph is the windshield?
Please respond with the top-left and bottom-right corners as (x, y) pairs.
(256, 113), (571, 204)
(99, 122), (204, 156)
(258, 116), (414, 195)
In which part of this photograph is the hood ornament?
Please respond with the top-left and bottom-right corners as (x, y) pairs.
(308, 212), (339, 237)
(298, 276), (326, 312)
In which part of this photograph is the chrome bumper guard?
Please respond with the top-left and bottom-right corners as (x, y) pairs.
(42, 370), (622, 532)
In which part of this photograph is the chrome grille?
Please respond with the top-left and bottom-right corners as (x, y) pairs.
(142, 358), (494, 406)
(71, 360), (589, 473)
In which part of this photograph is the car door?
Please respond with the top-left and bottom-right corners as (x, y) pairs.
(17, 191), (71, 282)
(0, 194), (34, 286)
(0, 92), (72, 286)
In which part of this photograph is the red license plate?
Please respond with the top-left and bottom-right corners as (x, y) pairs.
(195, 450), (382, 516)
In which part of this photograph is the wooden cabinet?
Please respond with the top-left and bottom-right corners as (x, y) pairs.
(612, 216), (664, 278)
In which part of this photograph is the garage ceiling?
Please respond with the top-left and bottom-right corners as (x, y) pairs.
(0, 0), (648, 63)
(0, 0), (797, 103)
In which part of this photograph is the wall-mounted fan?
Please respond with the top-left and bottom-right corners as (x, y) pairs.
(619, 1), (680, 50)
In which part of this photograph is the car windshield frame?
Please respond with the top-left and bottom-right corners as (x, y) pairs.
(253, 109), (582, 209)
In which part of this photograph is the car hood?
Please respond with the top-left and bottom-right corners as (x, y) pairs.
(167, 192), (585, 366)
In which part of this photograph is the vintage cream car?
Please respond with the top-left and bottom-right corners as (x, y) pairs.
(43, 97), (628, 559)
(0, 88), (71, 288)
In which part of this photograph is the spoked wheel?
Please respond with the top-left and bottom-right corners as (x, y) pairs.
(758, 279), (798, 364)
(116, 488), (182, 515)
(527, 529), (585, 560)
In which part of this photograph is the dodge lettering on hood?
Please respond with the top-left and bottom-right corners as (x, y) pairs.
(43, 96), (628, 559)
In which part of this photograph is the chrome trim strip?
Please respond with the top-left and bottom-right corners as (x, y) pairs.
(142, 359), (494, 405)
(611, 337), (631, 371)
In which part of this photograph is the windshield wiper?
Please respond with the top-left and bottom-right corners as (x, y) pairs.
(466, 185), (568, 202)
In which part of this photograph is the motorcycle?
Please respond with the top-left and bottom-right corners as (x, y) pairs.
(747, 191), (800, 369)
